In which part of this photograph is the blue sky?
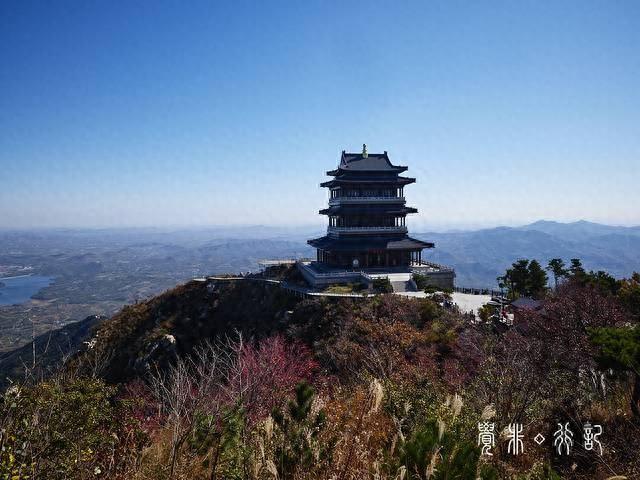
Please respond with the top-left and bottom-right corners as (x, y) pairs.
(1, 0), (639, 230)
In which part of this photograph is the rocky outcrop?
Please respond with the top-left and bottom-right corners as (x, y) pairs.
(90, 278), (302, 384)
(132, 333), (177, 375)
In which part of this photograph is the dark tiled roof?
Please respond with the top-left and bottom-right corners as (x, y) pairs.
(326, 151), (408, 175)
(510, 297), (543, 310)
(319, 205), (418, 215)
(320, 176), (415, 187)
(308, 235), (434, 251)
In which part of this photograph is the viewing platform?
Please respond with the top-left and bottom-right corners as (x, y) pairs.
(296, 259), (455, 290)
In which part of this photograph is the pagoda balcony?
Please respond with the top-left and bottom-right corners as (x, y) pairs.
(328, 196), (405, 206)
(327, 225), (408, 235)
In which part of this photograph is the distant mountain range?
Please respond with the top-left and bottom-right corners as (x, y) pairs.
(419, 220), (640, 288)
(517, 220), (640, 240)
(2, 220), (639, 351)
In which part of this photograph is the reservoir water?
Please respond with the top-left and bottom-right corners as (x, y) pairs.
(0, 275), (54, 306)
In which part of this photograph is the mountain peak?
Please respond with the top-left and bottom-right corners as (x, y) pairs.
(526, 220), (563, 227)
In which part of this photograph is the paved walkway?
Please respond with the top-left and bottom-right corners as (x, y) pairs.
(394, 291), (491, 316)
(198, 276), (491, 313)
(451, 292), (492, 315)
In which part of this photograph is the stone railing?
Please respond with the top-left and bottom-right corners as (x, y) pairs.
(296, 261), (368, 279)
(257, 258), (312, 268)
(453, 286), (503, 297)
(411, 261), (455, 273)
(329, 196), (405, 205)
(328, 226), (407, 234)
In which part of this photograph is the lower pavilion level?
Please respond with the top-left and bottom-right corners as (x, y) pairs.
(316, 248), (425, 268)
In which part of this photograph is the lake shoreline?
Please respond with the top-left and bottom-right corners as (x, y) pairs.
(0, 274), (35, 280)
(0, 275), (55, 307)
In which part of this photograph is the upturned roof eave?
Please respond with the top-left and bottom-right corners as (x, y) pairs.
(307, 235), (434, 251)
(320, 177), (416, 188)
(326, 165), (408, 176)
(318, 206), (418, 215)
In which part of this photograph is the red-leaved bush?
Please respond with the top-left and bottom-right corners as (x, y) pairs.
(236, 335), (318, 421)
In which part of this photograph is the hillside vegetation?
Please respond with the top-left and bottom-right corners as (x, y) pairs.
(1, 267), (639, 479)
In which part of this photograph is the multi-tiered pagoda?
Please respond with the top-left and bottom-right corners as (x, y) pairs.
(299, 146), (455, 290)
(308, 145), (434, 269)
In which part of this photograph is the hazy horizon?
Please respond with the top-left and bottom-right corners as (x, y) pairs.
(1, 218), (639, 236)
(2, 2), (639, 229)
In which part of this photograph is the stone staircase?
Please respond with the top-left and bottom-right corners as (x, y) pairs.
(391, 278), (418, 293)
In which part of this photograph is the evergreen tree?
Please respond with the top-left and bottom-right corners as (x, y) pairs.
(546, 258), (567, 290)
(271, 382), (327, 479)
(585, 270), (619, 296)
(500, 259), (549, 299)
(189, 406), (245, 479)
(392, 418), (497, 479)
(568, 258), (586, 281)
(527, 259), (548, 299)
(501, 259), (531, 298)
(589, 326), (640, 420)
(618, 273), (640, 321)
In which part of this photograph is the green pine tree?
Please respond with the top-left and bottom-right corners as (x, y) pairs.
(392, 418), (497, 480)
(546, 258), (567, 290)
(527, 260), (548, 299)
(568, 258), (586, 281)
(589, 326), (640, 420)
(189, 406), (245, 480)
(272, 382), (327, 479)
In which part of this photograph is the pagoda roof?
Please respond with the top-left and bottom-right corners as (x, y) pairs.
(326, 151), (408, 175)
(321, 176), (415, 188)
(308, 235), (434, 251)
(319, 205), (418, 216)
